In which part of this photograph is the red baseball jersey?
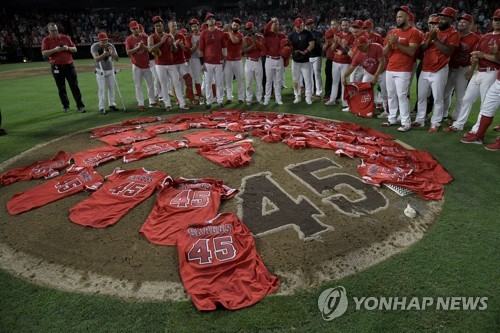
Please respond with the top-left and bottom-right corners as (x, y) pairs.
(199, 28), (227, 64)
(183, 129), (247, 148)
(474, 32), (500, 70)
(97, 131), (155, 146)
(140, 178), (238, 246)
(0, 151), (71, 186)
(150, 32), (175, 65)
(264, 20), (286, 57)
(449, 32), (480, 68)
(143, 122), (190, 135)
(421, 27), (460, 72)
(385, 26), (422, 72)
(197, 141), (254, 168)
(243, 35), (265, 59)
(123, 137), (188, 163)
(125, 34), (150, 69)
(224, 31), (244, 61)
(90, 125), (138, 138)
(69, 168), (170, 228)
(172, 32), (188, 65)
(177, 212), (279, 311)
(367, 31), (384, 45)
(332, 32), (355, 64)
(41, 34), (76, 65)
(69, 145), (130, 170)
(344, 82), (375, 118)
(121, 116), (159, 126)
(350, 43), (385, 75)
(7, 166), (103, 215)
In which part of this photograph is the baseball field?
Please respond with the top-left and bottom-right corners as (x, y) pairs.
(0, 59), (498, 332)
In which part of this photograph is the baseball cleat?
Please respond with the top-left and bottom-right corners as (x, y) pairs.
(99, 109), (106, 115)
(109, 105), (119, 112)
(484, 137), (500, 151)
(428, 126), (438, 133)
(398, 125), (411, 132)
(63, 107), (69, 113)
(149, 102), (161, 108)
(411, 121), (424, 128)
(138, 105), (145, 111)
(460, 135), (482, 144)
(443, 126), (461, 132)
(293, 97), (301, 104)
(380, 122), (397, 127)
(77, 106), (86, 113)
(377, 111), (389, 119)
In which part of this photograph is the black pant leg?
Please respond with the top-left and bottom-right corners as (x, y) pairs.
(324, 58), (332, 98)
(51, 64), (69, 108)
(64, 63), (85, 108)
(261, 56), (266, 88)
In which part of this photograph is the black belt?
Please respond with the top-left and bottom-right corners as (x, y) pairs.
(247, 57), (259, 62)
(267, 56), (281, 60)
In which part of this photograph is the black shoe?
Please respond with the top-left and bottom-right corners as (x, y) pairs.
(63, 107), (69, 113)
(109, 105), (119, 112)
(205, 104), (212, 109)
(100, 109), (106, 115)
(0, 128), (6, 136)
(77, 106), (86, 113)
(218, 103), (224, 108)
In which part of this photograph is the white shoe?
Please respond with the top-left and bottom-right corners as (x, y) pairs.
(398, 125), (411, 132)
(324, 99), (336, 106)
(293, 97), (301, 104)
(377, 111), (389, 119)
(342, 106), (350, 112)
(305, 98), (312, 105)
(276, 100), (283, 105)
(262, 100), (269, 106)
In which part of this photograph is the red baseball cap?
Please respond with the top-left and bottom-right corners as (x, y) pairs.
(152, 16), (163, 24)
(458, 14), (473, 22)
(129, 21), (139, 29)
(97, 32), (108, 41)
(233, 17), (242, 25)
(409, 12), (415, 22)
(305, 18), (314, 25)
(352, 20), (364, 28)
(394, 5), (412, 17)
(494, 9), (500, 19)
(294, 18), (304, 27)
(363, 19), (373, 28)
(430, 16), (441, 23)
(205, 12), (215, 20)
(189, 18), (200, 25)
(353, 36), (369, 48)
(216, 21), (223, 27)
(438, 7), (457, 20)
(244, 22), (254, 29)
(179, 28), (188, 36)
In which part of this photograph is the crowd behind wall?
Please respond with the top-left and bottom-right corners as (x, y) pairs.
(0, 0), (495, 62)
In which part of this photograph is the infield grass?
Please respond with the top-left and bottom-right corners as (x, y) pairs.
(0, 59), (498, 332)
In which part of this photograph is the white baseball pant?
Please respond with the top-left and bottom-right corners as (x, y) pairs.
(155, 64), (186, 108)
(132, 64), (155, 106)
(415, 65), (449, 127)
(245, 57), (263, 103)
(362, 70), (388, 112)
(96, 70), (116, 110)
(204, 63), (224, 104)
(443, 66), (470, 120)
(264, 57), (284, 104)
(328, 61), (349, 106)
(309, 56), (323, 96)
(386, 70), (412, 127)
(150, 59), (161, 98)
(292, 60), (313, 102)
(224, 60), (245, 102)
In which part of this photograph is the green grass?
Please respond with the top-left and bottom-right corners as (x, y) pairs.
(0, 60), (499, 332)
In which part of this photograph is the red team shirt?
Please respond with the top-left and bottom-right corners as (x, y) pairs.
(41, 34), (76, 65)
(140, 178), (237, 246)
(97, 131), (155, 146)
(199, 29), (227, 64)
(264, 20), (286, 57)
(69, 168), (170, 228)
(7, 166), (103, 215)
(69, 145), (130, 170)
(183, 129), (247, 148)
(123, 137), (187, 163)
(197, 141), (255, 168)
(144, 122), (190, 135)
(0, 151), (71, 186)
(449, 32), (480, 68)
(332, 32), (355, 64)
(385, 26), (423, 72)
(125, 34), (150, 69)
(474, 32), (500, 70)
(350, 43), (385, 75)
(90, 125), (138, 138)
(224, 31), (244, 61)
(243, 35), (265, 60)
(177, 212), (279, 311)
(172, 32), (188, 65)
(344, 82), (375, 118)
(421, 27), (460, 72)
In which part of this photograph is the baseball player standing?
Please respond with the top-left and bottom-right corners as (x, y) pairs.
(323, 20), (339, 102)
(413, 7), (460, 132)
(305, 18), (323, 100)
(223, 18), (245, 104)
(242, 21), (265, 105)
(263, 17), (286, 106)
(448, 10), (500, 133)
(125, 20), (158, 110)
(324, 18), (354, 109)
(199, 12), (227, 108)
(41, 22), (86, 113)
(381, 6), (422, 132)
(442, 14), (480, 130)
(90, 32), (119, 115)
(186, 19), (204, 103)
(148, 16), (189, 111)
(289, 18), (315, 105)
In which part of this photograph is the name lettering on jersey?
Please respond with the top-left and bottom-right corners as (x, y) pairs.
(141, 144), (176, 154)
(31, 164), (52, 176)
(128, 175), (155, 183)
(178, 182), (213, 190)
(187, 224), (232, 238)
(83, 153), (114, 166)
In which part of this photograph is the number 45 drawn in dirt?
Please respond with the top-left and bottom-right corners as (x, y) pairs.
(236, 157), (389, 240)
